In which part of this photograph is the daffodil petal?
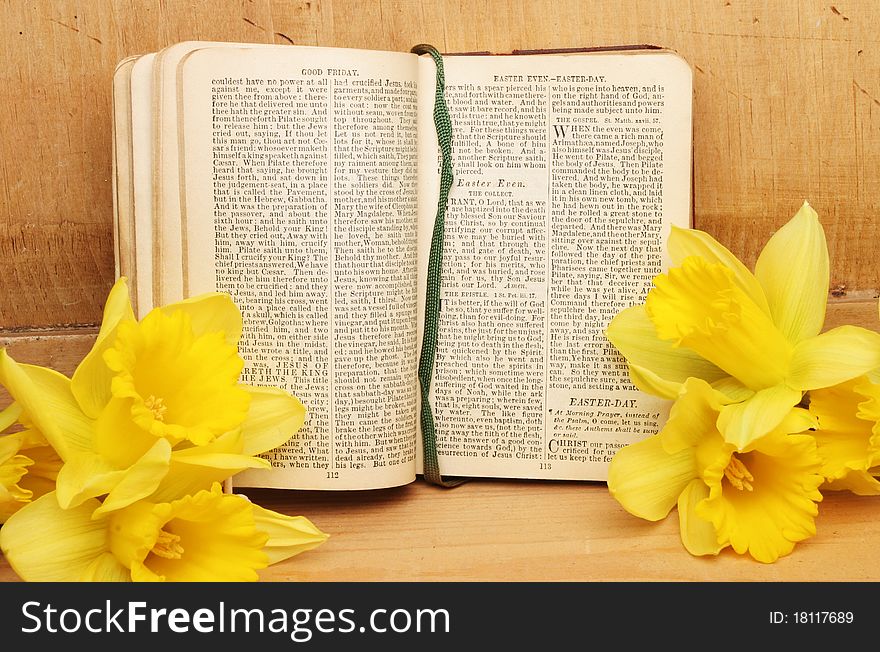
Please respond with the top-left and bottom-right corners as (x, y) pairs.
(148, 431), (270, 503)
(667, 225), (771, 316)
(0, 492), (107, 581)
(769, 407), (818, 437)
(80, 552), (131, 581)
(788, 325), (880, 391)
(57, 438), (171, 512)
(710, 377), (755, 402)
(56, 452), (122, 509)
(660, 378), (730, 454)
(240, 386), (307, 456)
(159, 292), (243, 346)
(94, 397), (164, 468)
(249, 503), (329, 565)
(71, 278), (135, 418)
(823, 471), (880, 496)
(0, 433), (28, 464)
(677, 478), (723, 556)
(717, 384), (803, 449)
(178, 428), (244, 455)
(625, 365), (678, 399)
(0, 402), (23, 432)
(607, 434), (696, 521)
(173, 452), (271, 469)
(93, 439), (173, 516)
(151, 458), (269, 503)
(855, 380), (880, 424)
(10, 437), (60, 489)
(754, 202), (829, 344)
(646, 257), (793, 389)
(0, 493), (19, 515)
(19, 364), (94, 454)
(0, 351), (92, 460)
(105, 310), (250, 445)
(606, 305), (728, 391)
(16, 466), (56, 505)
(0, 442), (33, 522)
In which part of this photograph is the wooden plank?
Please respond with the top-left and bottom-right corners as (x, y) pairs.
(0, 329), (96, 406)
(0, 329), (97, 372)
(1, 1), (879, 329)
(248, 484), (880, 581)
(824, 296), (880, 330)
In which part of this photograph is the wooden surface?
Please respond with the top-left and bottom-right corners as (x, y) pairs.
(2, 481), (880, 581)
(2, 1), (880, 580)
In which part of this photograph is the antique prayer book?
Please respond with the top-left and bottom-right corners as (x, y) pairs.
(112, 41), (693, 489)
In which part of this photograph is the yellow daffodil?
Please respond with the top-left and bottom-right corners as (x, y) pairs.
(0, 433), (33, 521)
(608, 378), (823, 563)
(0, 278), (306, 516)
(0, 384), (63, 523)
(807, 377), (880, 494)
(0, 430), (60, 523)
(104, 308), (251, 446)
(0, 483), (327, 582)
(607, 202), (880, 448)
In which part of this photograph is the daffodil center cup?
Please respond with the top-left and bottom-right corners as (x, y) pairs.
(108, 501), (168, 569)
(104, 310), (251, 445)
(646, 257), (793, 390)
(109, 488), (271, 581)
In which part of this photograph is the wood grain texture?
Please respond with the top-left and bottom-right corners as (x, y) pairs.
(0, 0), (878, 329)
(1, 298), (879, 582)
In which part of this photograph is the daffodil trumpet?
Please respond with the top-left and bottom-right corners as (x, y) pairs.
(0, 391), (63, 523)
(808, 377), (880, 494)
(608, 378), (823, 563)
(0, 484), (327, 581)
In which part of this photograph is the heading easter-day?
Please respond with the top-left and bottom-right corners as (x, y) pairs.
(492, 74), (607, 82)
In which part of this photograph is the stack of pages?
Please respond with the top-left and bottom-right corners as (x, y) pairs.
(112, 41), (692, 490)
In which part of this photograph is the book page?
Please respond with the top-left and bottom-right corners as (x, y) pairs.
(129, 53), (156, 317)
(180, 46), (421, 490)
(153, 42), (277, 307)
(417, 51), (690, 481)
(112, 56), (138, 303)
(152, 42), (213, 306)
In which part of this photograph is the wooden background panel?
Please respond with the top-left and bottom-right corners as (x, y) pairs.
(0, 0), (878, 330)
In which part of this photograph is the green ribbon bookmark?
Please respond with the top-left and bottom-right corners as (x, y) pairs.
(411, 44), (466, 488)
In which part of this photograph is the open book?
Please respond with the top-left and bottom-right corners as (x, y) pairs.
(112, 41), (692, 490)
